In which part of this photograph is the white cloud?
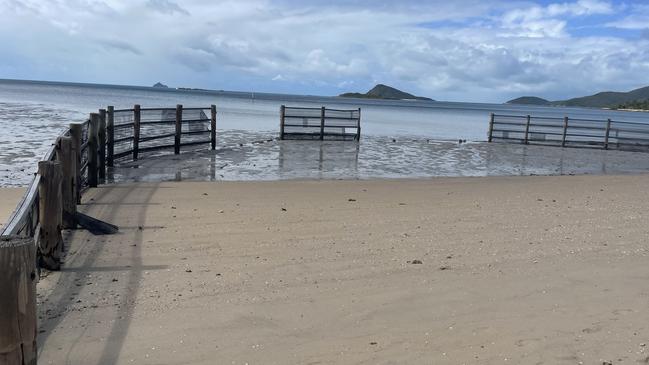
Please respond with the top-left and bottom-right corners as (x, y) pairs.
(0, 0), (645, 103)
(547, 0), (613, 16)
(606, 4), (649, 29)
(146, 0), (190, 15)
(499, 0), (613, 37)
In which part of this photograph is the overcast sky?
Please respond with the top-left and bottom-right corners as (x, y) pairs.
(1, 0), (648, 102)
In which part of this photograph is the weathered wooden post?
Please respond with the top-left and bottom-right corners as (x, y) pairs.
(88, 113), (99, 188)
(524, 115), (531, 144)
(488, 113), (495, 142)
(279, 105), (286, 140)
(320, 106), (325, 140)
(562, 116), (569, 147)
(210, 105), (217, 150)
(133, 104), (141, 161)
(98, 109), (107, 180)
(356, 108), (361, 141)
(604, 118), (611, 150)
(56, 136), (77, 229)
(69, 123), (83, 204)
(175, 104), (183, 154)
(106, 106), (115, 167)
(38, 160), (63, 270)
(0, 236), (37, 365)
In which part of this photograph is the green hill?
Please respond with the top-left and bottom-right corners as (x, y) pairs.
(508, 85), (649, 109)
(340, 84), (433, 101)
(506, 96), (551, 106)
(557, 86), (649, 108)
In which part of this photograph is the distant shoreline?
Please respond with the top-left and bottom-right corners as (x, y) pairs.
(608, 108), (649, 113)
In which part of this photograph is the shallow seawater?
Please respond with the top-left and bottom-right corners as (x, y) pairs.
(3, 79), (649, 186)
(107, 131), (649, 183)
(0, 102), (84, 186)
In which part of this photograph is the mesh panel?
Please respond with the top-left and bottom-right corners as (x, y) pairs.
(285, 107), (322, 119)
(609, 121), (649, 149)
(181, 109), (211, 145)
(490, 115), (526, 141)
(114, 110), (134, 158)
(282, 107), (360, 140)
(139, 109), (177, 152)
(111, 107), (212, 162)
(528, 116), (563, 142)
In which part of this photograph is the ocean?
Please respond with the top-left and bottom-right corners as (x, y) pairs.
(2, 78), (649, 186)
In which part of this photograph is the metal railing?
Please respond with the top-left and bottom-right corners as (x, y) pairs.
(488, 113), (649, 151)
(279, 105), (361, 141)
(108, 104), (217, 163)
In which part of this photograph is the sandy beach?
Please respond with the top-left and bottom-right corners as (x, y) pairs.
(0, 187), (25, 230)
(36, 175), (649, 364)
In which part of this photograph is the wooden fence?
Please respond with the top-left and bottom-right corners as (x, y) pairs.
(488, 113), (649, 151)
(280, 105), (361, 141)
(0, 105), (216, 363)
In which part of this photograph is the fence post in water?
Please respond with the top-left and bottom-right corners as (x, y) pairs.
(38, 160), (63, 270)
(175, 104), (183, 154)
(279, 105), (286, 140)
(356, 108), (362, 141)
(320, 106), (325, 140)
(604, 118), (611, 150)
(133, 104), (141, 161)
(107, 106), (114, 167)
(0, 236), (37, 365)
(56, 136), (77, 229)
(69, 123), (83, 204)
(88, 113), (99, 188)
(562, 116), (569, 147)
(210, 105), (217, 150)
(524, 115), (531, 144)
(98, 109), (107, 180)
(488, 113), (495, 142)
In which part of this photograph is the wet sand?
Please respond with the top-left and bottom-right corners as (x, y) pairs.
(109, 135), (649, 184)
(0, 187), (25, 230)
(38, 176), (649, 364)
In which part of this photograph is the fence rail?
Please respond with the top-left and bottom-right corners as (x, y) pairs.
(488, 113), (649, 151)
(279, 105), (361, 141)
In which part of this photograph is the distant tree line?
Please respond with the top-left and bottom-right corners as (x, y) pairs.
(616, 99), (649, 110)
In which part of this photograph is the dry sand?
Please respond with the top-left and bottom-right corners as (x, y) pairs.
(0, 187), (25, 230)
(37, 176), (649, 364)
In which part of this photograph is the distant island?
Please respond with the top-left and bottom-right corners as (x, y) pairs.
(340, 84), (433, 101)
(507, 85), (649, 110)
(506, 96), (551, 106)
(153, 82), (168, 88)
